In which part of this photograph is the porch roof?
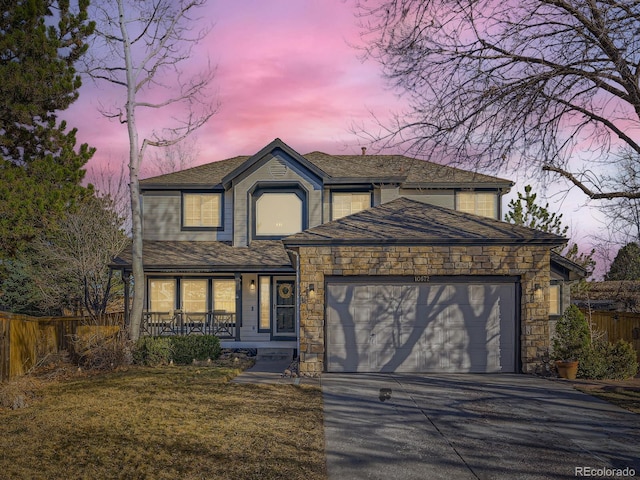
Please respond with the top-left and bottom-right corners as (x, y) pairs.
(112, 240), (294, 273)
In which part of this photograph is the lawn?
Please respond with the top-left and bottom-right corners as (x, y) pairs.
(575, 383), (640, 414)
(0, 366), (326, 480)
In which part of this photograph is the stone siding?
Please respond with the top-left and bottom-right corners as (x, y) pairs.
(296, 244), (552, 375)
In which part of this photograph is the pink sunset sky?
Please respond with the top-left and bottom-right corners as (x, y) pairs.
(66, 0), (398, 167)
(62, 0), (610, 275)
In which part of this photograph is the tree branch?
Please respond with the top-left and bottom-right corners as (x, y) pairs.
(543, 165), (640, 199)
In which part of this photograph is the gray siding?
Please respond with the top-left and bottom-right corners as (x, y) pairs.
(233, 151), (323, 247)
(142, 190), (233, 241)
(323, 187), (331, 223)
(398, 188), (455, 209)
(239, 273), (270, 342)
(379, 185), (400, 204)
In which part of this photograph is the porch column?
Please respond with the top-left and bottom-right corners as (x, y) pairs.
(123, 271), (131, 330)
(235, 273), (242, 341)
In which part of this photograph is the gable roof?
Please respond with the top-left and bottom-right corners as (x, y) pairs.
(139, 139), (512, 189)
(283, 197), (566, 246)
(551, 251), (587, 280)
(220, 138), (327, 188)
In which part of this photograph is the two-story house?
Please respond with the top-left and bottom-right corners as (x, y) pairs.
(113, 138), (584, 375)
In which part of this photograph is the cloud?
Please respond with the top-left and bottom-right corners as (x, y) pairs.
(62, 0), (403, 178)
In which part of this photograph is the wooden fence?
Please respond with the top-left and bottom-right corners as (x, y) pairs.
(583, 310), (640, 363)
(0, 311), (124, 382)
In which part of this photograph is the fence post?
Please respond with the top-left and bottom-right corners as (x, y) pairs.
(1, 315), (9, 382)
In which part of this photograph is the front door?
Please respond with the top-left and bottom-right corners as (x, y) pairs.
(273, 278), (296, 338)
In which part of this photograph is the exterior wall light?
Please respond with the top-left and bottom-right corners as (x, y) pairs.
(534, 284), (543, 301)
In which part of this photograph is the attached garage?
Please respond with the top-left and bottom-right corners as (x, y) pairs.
(284, 198), (568, 376)
(325, 278), (518, 373)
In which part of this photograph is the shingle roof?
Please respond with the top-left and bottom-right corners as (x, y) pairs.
(139, 156), (250, 188)
(139, 140), (512, 188)
(303, 151), (510, 186)
(283, 197), (566, 246)
(112, 240), (293, 272)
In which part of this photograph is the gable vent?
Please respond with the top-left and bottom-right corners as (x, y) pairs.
(269, 159), (288, 178)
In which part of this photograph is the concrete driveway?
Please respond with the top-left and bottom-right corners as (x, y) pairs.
(322, 374), (640, 480)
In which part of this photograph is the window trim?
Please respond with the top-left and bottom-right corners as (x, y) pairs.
(455, 190), (499, 219)
(180, 278), (209, 313)
(258, 275), (272, 333)
(211, 278), (237, 315)
(251, 185), (307, 240)
(549, 282), (562, 317)
(146, 277), (178, 312)
(330, 190), (373, 221)
(181, 190), (224, 231)
(146, 276), (238, 313)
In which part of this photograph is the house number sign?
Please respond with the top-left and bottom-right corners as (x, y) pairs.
(414, 275), (430, 282)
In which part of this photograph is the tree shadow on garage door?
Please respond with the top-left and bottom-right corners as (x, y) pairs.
(327, 282), (513, 373)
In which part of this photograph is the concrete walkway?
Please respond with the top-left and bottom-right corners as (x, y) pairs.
(322, 373), (640, 480)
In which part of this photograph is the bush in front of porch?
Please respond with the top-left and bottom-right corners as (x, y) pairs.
(134, 335), (221, 366)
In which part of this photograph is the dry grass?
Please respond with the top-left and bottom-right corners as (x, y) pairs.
(576, 382), (640, 414)
(0, 365), (326, 480)
(574, 376), (640, 414)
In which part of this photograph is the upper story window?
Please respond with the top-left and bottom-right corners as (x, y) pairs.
(182, 192), (222, 229)
(332, 192), (371, 220)
(255, 190), (304, 237)
(456, 191), (498, 219)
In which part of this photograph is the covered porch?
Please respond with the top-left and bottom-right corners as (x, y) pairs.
(112, 240), (299, 345)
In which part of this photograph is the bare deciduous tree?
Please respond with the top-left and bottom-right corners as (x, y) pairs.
(89, 157), (132, 233)
(142, 134), (200, 177)
(87, 0), (218, 340)
(13, 196), (129, 318)
(357, 0), (640, 201)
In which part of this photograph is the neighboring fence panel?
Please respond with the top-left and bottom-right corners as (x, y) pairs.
(9, 316), (38, 379)
(0, 312), (124, 382)
(0, 316), (9, 383)
(585, 310), (640, 363)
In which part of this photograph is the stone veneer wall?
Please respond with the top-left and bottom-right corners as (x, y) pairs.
(295, 244), (552, 376)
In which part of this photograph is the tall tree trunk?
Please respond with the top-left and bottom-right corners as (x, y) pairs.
(118, 0), (144, 341)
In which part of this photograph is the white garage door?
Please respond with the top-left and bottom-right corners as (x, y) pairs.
(326, 281), (517, 373)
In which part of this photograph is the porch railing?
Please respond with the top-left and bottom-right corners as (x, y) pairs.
(141, 311), (238, 339)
